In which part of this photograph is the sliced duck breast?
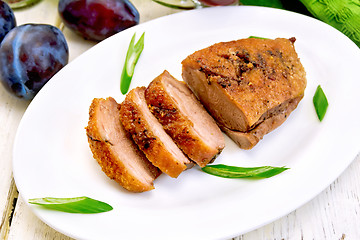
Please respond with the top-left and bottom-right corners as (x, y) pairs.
(86, 97), (161, 192)
(120, 87), (191, 178)
(145, 70), (225, 167)
(182, 37), (306, 149)
(221, 97), (302, 149)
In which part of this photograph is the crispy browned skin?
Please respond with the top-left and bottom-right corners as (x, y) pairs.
(120, 87), (191, 178)
(182, 37), (306, 149)
(145, 70), (225, 167)
(86, 97), (161, 192)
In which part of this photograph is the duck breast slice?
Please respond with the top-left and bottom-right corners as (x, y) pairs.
(220, 96), (302, 149)
(120, 87), (191, 178)
(145, 70), (225, 167)
(86, 97), (161, 192)
(182, 37), (306, 149)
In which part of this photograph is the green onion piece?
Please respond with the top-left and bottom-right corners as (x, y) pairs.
(28, 196), (113, 214)
(201, 164), (289, 178)
(5, 0), (42, 9)
(120, 32), (145, 95)
(151, 0), (197, 9)
(248, 36), (269, 39)
(313, 85), (328, 121)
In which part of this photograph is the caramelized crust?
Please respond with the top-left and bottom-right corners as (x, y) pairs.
(145, 70), (225, 167)
(182, 37), (306, 132)
(182, 37), (306, 149)
(86, 97), (160, 192)
(120, 87), (190, 178)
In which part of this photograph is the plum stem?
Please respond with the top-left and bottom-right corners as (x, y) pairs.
(55, 14), (64, 32)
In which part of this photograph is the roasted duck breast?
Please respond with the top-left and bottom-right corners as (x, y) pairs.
(145, 70), (225, 167)
(120, 87), (191, 178)
(182, 37), (306, 149)
(86, 97), (161, 192)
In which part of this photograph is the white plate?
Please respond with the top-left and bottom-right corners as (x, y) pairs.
(13, 6), (360, 240)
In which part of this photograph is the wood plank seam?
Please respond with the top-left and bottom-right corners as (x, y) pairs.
(0, 178), (19, 240)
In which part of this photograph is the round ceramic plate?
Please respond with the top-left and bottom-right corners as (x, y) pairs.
(13, 6), (360, 240)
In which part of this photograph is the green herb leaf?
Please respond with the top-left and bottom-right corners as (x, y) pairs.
(5, 0), (42, 9)
(28, 196), (113, 214)
(202, 164), (289, 178)
(120, 32), (145, 95)
(151, 0), (197, 9)
(313, 85), (328, 121)
(248, 36), (269, 39)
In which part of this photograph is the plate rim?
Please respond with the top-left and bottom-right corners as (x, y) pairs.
(12, 5), (360, 240)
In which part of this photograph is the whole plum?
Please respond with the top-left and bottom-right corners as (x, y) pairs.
(0, 24), (69, 100)
(0, 0), (16, 43)
(58, 0), (139, 41)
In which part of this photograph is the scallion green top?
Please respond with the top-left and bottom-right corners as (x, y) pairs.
(202, 164), (289, 178)
(313, 85), (329, 121)
(28, 196), (113, 214)
(120, 32), (145, 95)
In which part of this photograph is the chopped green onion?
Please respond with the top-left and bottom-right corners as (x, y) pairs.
(151, 0), (197, 9)
(120, 32), (145, 95)
(28, 196), (113, 214)
(248, 36), (269, 39)
(202, 164), (289, 178)
(313, 85), (328, 121)
(5, 0), (42, 9)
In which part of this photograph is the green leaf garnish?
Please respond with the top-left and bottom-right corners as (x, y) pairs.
(151, 0), (197, 9)
(120, 32), (145, 95)
(313, 85), (328, 121)
(248, 36), (269, 39)
(5, 0), (42, 9)
(28, 196), (113, 214)
(202, 164), (289, 178)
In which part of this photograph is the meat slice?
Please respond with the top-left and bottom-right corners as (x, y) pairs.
(86, 97), (161, 192)
(145, 70), (225, 167)
(221, 97), (302, 149)
(182, 37), (306, 149)
(120, 87), (191, 178)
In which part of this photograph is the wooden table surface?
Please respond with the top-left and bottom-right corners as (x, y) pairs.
(1, 1), (359, 239)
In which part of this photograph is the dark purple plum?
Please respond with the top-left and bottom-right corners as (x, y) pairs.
(58, 0), (139, 41)
(0, 0), (16, 43)
(0, 24), (69, 100)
